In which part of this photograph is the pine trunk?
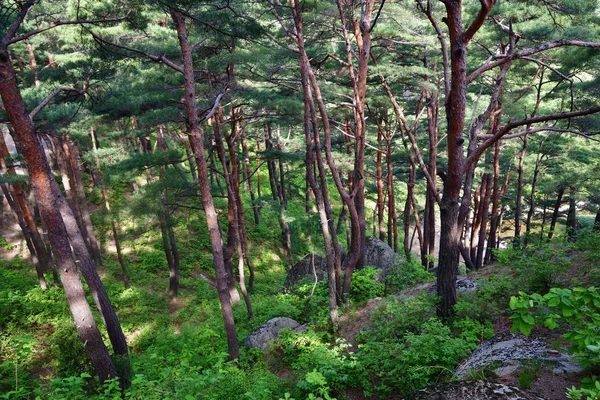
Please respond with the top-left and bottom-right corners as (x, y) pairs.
(476, 174), (492, 269)
(514, 136), (528, 247)
(0, 51), (119, 383)
(567, 187), (577, 242)
(171, 8), (239, 360)
(548, 187), (565, 240)
(486, 141), (501, 264)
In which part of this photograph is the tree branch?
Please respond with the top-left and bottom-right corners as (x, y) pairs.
(379, 72), (441, 206)
(465, 106), (600, 168)
(417, 0), (450, 97)
(88, 30), (184, 74)
(463, 0), (495, 45)
(199, 90), (227, 125)
(468, 40), (600, 83)
(479, 127), (600, 143)
(29, 87), (83, 119)
(8, 13), (130, 45)
(0, 0), (35, 47)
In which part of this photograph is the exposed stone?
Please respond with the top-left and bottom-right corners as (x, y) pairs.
(284, 246), (346, 289)
(428, 276), (478, 295)
(284, 254), (326, 289)
(364, 236), (400, 271)
(404, 381), (548, 400)
(455, 332), (583, 379)
(243, 317), (304, 350)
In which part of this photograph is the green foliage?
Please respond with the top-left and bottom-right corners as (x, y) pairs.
(510, 287), (600, 367)
(382, 258), (434, 294)
(349, 267), (384, 303)
(0, 237), (15, 251)
(276, 328), (359, 395)
(357, 316), (488, 396)
(50, 324), (96, 379)
(510, 286), (600, 399)
(496, 242), (567, 293)
(353, 294), (492, 396)
(567, 376), (600, 400)
(454, 274), (515, 321)
(136, 249), (167, 273)
(298, 370), (337, 400)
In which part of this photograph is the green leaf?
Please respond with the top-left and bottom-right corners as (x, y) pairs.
(586, 345), (600, 353)
(544, 318), (557, 330)
(519, 323), (532, 336)
(547, 296), (561, 307)
(522, 314), (535, 325)
(562, 307), (575, 317)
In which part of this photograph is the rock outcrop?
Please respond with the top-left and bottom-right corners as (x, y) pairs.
(404, 381), (548, 400)
(284, 245), (347, 289)
(455, 332), (582, 379)
(427, 276), (478, 295)
(243, 317), (306, 350)
(364, 236), (401, 271)
(284, 254), (327, 289)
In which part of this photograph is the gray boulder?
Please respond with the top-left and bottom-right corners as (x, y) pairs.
(284, 246), (346, 289)
(284, 254), (327, 289)
(455, 332), (582, 379)
(243, 317), (304, 350)
(364, 236), (400, 270)
(284, 238), (401, 289)
(404, 381), (548, 400)
(428, 276), (478, 295)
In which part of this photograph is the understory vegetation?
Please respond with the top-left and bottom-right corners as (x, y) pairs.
(2, 224), (600, 399)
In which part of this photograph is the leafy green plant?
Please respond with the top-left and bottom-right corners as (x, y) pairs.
(349, 267), (384, 303)
(298, 370), (337, 400)
(0, 237), (15, 251)
(497, 242), (567, 294)
(510, 287), (600, 399)
(354, 294), (489, 396)
(382, 259), (434, 295)
(567, 376), (600, 400)
(510, 287), (600, 366)
(454, 274), (515, 321)
(357, 317), (482, 396)
(276, 328), (358, 395)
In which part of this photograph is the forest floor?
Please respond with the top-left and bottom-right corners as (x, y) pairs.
(0, 196), (28, 261)
(333, 255), (596, 400)
(2, 192), (599, 399)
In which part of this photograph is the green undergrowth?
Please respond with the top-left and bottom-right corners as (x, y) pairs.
(507, 230), (600, 400)
(3, 220), (600, 399)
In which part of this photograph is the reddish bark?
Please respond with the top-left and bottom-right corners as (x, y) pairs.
(170, 7), (239, 359)
(90, 127), (130, 289)
(0, 131), (52, 284)
(0, 46), (118, 382)
(476, 174), (492, 269)
(485, 141), (501, 264)
(65, 138), (102, 266)
(292, 0), (340, 323)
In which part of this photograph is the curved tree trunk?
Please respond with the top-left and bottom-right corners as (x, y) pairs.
(0, 50), (119, 383)
(171, 8), (239, 360)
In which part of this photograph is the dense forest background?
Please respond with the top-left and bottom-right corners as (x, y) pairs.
(1, 0), (600, 398)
